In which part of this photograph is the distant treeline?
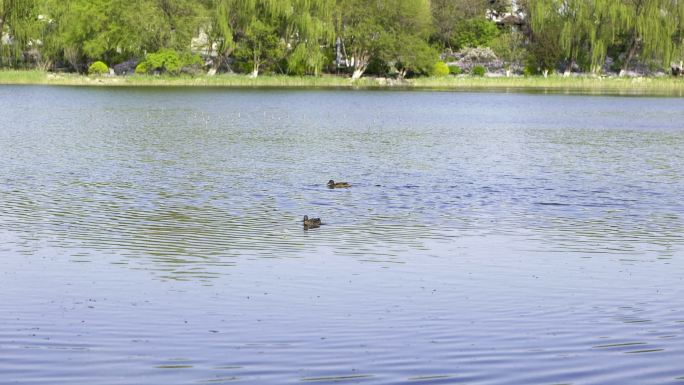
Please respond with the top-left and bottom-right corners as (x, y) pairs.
(1, 0), (683, 77)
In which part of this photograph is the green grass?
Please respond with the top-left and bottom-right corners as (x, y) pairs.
(0, 70), (370, 88)
(2, 69), (684, 95)
(0, 70), (48, 84)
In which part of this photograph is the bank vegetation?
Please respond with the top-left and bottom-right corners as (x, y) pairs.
(1, 0), (684, 80)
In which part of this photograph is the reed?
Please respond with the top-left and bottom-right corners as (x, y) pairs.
(411, 76), (684, 95)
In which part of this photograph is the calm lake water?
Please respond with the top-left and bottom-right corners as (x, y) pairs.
(1, 86), (684, 385)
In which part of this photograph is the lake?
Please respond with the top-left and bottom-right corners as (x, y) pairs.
(1, 86), (683, 385)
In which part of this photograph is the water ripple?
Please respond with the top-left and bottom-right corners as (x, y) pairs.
(2, 87), (684, 385)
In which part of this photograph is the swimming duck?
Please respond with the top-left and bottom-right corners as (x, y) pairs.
(327, 179), (351, 188)
(303, 215), (322, 229)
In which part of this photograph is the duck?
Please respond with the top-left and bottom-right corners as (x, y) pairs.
(327, 179), (351, 188)
(303, 215), (322, 229)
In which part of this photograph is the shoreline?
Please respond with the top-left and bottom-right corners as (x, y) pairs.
(2, 70), (684, 96)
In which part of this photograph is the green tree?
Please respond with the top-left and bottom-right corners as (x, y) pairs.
(336, 0), (433, 79)
(151, 0), (210, 52)
(41, 0), (207, 71)
(379, 34), (437, 78)
(431, 0), (510, 49)
(526, 22), (564, 76)
(490, 30), (527, 74)
(379, 0), (435, 78)
(233, 19), (284, 76)
(452, 18), (500, 49)
(334, 0), (383, 79)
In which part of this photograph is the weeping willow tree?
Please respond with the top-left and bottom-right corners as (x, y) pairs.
(531, 0), (617, 74)
(280, 0), (334, 75)
(152, 0), (211, 52)
(617, 0), (684, 73)
(531, 0), (582, 74)
(530, 0), (684, 75)
(210, 0), (334, 75)
(42, 0), (119, 71)
(586, 0), (628, 73)
(39, 0), (208, 72)
(0, 0), (40, 67)
(675, 1), (684, 68)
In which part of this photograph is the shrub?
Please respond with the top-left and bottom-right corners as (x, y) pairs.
(430, 61), (450, 77)
(135, 62), (149, 75)
(472, 65), (486, 77)
(88, 61), (109, 76)
(448, 65), (462, 75)
(135, 49), (203, 75)
(458, 46), (497, 64)
(113, 60), (138, 75)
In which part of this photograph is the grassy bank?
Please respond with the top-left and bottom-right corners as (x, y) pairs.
(0, 70), (371, 88)
(2, 70), (684, 95)
(412, 76), (684, 95)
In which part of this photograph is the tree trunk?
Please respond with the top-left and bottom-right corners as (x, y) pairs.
(351, 68), (365, 79)
(250, 53), (259, 78)
(0, 6), (6, 52)
(207, 55), (223, 76)
(350, 51), (369, 79)
(563, 59), (575, 77)
(215, 47), (236, 75)
(352, 53), (369, 80)
(620, 35), (638, 76)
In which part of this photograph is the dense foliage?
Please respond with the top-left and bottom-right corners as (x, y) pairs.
(1, 0), (683, 77)
(135, 49), (203, 75)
